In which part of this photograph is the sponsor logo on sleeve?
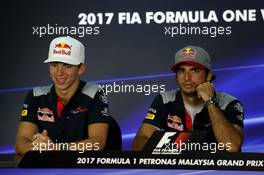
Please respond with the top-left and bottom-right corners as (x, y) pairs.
(236, 113), (244, 122)
(234, 102), (244, 121)
(99, 93), (108, 104)
(234, 102), (243, 113)
(21, 109), (28, 117)
(148, 108), (157, 114)
(101, 107), (110, 117)
(146, 113), (155, 120)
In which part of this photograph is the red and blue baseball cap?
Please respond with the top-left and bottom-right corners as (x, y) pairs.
(171, 46), (211, 72)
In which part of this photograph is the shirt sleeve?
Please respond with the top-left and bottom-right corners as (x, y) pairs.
(87, 90), (112, 125)
(224, 100), (244, 127)
(19, 90), (39, 125)
(142, 94), (166, 130)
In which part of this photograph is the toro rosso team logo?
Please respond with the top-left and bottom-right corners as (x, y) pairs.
(53, 42), (72, 56)
(180, 48), (197, 58)
(37, 108), (55, 122)
(167, 115), (184, 131)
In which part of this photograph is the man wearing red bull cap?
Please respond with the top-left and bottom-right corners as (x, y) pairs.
(15, 36), (121, 154)
(133, 46), (244, 152)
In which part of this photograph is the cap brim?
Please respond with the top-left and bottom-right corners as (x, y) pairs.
(43, 57), (81, 65)
(171, 61), (205, 72)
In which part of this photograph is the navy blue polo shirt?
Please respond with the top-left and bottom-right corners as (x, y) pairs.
(143, 89), (244, 143)
(20, 80), (113, 143)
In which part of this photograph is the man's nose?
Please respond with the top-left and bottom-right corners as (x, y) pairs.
(56, 64), (65, 75)
(184, 71), (191, 80)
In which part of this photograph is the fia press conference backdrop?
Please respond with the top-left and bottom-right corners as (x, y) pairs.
(0, 0), (264, 154)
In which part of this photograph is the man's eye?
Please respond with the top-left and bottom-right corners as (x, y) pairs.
(192, 69), (200, 73)
(177, 69), (184, 73)
(64, 64), (72, 68)
(50, 63), (57, 67)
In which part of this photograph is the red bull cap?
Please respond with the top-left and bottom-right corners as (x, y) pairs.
(171, 46), (211, 72)
(44, 36), (85, 65)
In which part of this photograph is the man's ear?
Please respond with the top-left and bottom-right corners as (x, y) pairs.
(206, 71), (213, 82)
(78, 64), (86, 75)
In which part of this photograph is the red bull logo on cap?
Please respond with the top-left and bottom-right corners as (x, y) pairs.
(53, 42), (72, 56)
(180, 47), (197, 58)
(55, 42), (72, 50)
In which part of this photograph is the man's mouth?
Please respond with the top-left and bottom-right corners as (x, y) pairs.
(55, 77), (67, 85)
(183, 82), (194, 89)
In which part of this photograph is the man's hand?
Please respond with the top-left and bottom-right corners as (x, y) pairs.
(197, 82), (243, 152)
(30, 130), (54, 151)
(196, 82), (215, 102)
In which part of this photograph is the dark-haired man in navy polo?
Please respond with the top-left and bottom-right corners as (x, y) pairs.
(133, 46), (244, 152)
